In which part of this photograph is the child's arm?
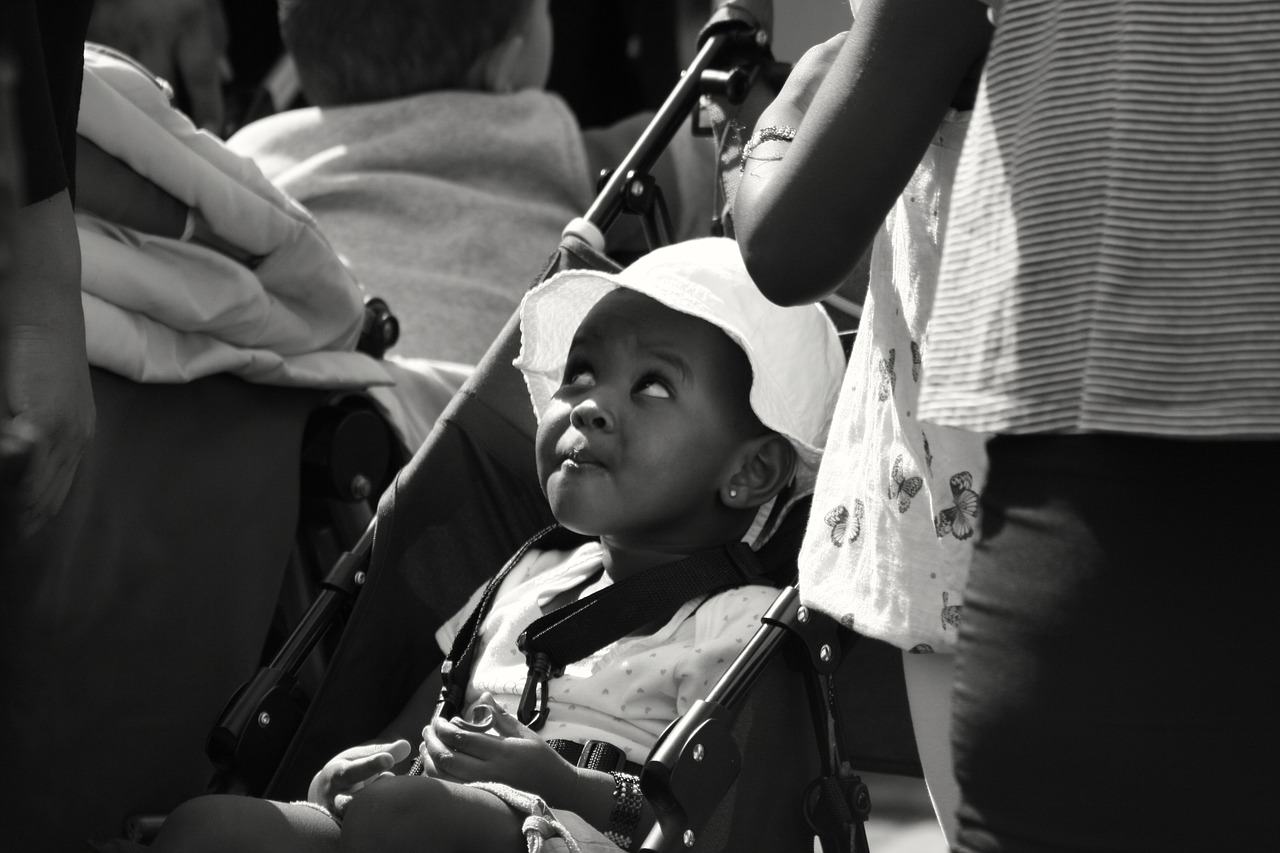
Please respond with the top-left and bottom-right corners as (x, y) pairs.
(734, 0), (991, 306)
(75, 136), (256, 262)
(378, 666), (445, 753)
(306, 668), (442, 812)
(308, 739), (412, 814)
(75, 136), (188, 237)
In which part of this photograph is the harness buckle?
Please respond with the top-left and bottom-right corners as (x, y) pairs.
(577, 739), (631, 773)
(518, 650), (553, 731)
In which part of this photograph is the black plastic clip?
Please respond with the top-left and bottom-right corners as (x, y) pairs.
(517, 643), (554, 731)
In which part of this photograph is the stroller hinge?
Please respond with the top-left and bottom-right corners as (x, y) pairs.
(804, 772), (872, 853)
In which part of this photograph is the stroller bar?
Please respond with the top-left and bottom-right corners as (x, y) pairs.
(206, 519), (376, 793)
(640, 586), (869, 853)
(638, 587), (802, 851)
(567, 0), (775, 248)
(275, 519), (376, 673)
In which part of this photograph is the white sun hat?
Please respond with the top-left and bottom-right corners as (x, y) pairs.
(514, 237), (844, 493)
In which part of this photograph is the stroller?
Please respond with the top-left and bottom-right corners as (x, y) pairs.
(206, 3), (923, 852)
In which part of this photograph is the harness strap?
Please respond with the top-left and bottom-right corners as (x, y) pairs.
(515, 541), (761, 729)
(414, 526), (765, 782)
(547, 738), (644, 777)
(408, 526), (591, 777)
(434, 525), (592, 722)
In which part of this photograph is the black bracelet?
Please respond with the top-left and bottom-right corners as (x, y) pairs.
(605, 771), (643, 850)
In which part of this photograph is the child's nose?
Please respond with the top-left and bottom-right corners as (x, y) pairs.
(570, 396), (614, 432)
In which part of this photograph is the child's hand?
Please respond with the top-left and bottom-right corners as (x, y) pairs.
(756, 32), (847, 130)
(420, 693), (580, 803)
(307, 739), (412, 815)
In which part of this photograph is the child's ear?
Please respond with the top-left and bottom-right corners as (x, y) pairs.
(720, 434), (797, 509)
(472, 32), (526, 93)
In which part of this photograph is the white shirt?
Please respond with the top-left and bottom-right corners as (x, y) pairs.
(800, 111), (986, 653)
(436, 542), (779, 763)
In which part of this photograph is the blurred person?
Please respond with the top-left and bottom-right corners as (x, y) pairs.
(86, 0), (231, 133)
(227, 0), (715, 366)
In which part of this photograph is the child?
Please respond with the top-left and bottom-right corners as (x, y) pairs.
(732, 1), (991, 844)
(144, 236), (845, 853)
(227, 0), (716, 366)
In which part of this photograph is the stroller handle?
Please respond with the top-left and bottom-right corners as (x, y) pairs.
(698, 0), (774, 50)
(568, 1), (776, 249)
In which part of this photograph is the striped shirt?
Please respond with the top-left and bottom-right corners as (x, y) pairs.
(917, 0), (1280, 437)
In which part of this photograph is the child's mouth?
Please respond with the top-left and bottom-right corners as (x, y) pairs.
(564, 447), (604, 469)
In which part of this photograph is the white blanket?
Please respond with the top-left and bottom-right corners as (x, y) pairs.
(75, 46), (390, 390)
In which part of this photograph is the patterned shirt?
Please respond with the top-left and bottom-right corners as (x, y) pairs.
(436, 542), (777, 763)
(801, 111), (986, 653)
(918, 0), (1280, 437)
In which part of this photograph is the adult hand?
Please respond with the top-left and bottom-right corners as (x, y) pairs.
(421, 693), (580, 803)
(87, 0), (229, 133)
(2, 191), (96, 538)
(307, 739), (412, 815)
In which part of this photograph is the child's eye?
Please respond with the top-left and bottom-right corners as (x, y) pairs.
(635, 376), (672, 398)
(564, 368), (595, 387)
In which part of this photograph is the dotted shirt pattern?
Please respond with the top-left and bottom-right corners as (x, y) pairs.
(435, 542), (777, 763)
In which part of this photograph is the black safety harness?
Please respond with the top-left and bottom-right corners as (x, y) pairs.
(410, 525), (769, 776)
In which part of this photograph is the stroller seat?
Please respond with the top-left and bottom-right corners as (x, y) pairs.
(246, 238), (921, 853)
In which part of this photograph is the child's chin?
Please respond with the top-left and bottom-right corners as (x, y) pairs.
(548, 500), (607, 538)
(551, 510), (603, 538)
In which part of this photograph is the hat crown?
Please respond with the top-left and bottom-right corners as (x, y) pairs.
(515, 238), (845, 485)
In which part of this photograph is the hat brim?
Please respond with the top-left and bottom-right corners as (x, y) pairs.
(513, 269), (826, 485)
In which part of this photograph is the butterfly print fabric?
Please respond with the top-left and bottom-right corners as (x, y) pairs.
(797, 110), (986, 653)
(888, 454), (923, 513)
(934, 472), (980, 541)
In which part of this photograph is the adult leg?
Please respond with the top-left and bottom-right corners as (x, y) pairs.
(149, 795), (339, 853)
(903, 651), (959, 846)
(950, 434), (1274, 852)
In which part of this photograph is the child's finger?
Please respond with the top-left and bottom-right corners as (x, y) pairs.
(335, 742), (408, 785)
(343, 740), (406, 760)
(421, 724), (488, 783)
(477, 694), (527, 737)
(431, 715), (497, 759)
(386, 738), (412, 763)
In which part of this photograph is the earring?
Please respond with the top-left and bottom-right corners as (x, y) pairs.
(729, 488), (738, 499)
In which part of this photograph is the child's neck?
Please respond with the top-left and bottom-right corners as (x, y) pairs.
(598, 536), (740, 584)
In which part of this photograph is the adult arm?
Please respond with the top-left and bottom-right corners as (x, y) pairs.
(734, 0), (990, 306)
(2, 191), (95, 537)
(1, 0), (97, 538)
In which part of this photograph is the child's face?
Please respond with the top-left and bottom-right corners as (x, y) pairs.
(536, 289), (757, 552)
